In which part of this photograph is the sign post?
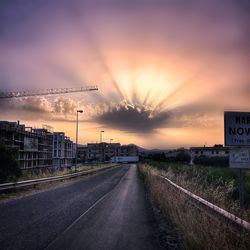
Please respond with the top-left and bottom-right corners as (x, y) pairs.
(224, 111), (250, 209)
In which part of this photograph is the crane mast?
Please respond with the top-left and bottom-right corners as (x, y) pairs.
(0, 86), (98, 99)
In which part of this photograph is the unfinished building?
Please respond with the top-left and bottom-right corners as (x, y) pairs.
(0, 121), (74, 170)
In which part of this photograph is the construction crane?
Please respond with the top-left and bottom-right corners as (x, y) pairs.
(0, 85), (98, 99)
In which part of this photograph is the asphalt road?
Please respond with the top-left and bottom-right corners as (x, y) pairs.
(0, 165), (164, 250)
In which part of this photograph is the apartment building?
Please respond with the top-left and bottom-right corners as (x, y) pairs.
(0, 121), (74, 170)
(0, 121), (53, 169)
(78, 143), (138, 163)
(190, 145), (230, 158)
(190, 145), (230, 165)
(53, 132), (74, 168)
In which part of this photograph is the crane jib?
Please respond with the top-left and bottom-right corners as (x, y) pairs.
(0, 86), (98, 98)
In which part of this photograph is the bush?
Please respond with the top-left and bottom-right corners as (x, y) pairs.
(193, 155), (228, 167)
(0, 144), (21, 183)
(175, 152), (191, 163)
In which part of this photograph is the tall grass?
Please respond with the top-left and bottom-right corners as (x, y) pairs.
(139, 164), (250, 250)
(8, 163), (114, 183)
(143, 160), (250, 212)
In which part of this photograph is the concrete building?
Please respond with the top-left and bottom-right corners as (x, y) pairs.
(190, 145), (229, 158)
(52, 132), (74, 168)
(0, 121), (74, 170)
(0, 121), (53, 169)
(120, 144), (138, 157)
(78, 143), (138, 163)
(190, 145), (230, 164)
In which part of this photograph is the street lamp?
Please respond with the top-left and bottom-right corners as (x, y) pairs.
(100, 130), (104, 143)
(75, 110), (83, 171)
(109, 139), (114, 163)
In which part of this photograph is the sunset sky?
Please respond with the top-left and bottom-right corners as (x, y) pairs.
(0, 0), (249, 149)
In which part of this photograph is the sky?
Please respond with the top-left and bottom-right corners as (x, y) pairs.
(0, 0), (249, 149)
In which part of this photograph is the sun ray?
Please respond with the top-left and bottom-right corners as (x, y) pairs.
(153, 71), (203, 112)
(67, 4), (124, 101)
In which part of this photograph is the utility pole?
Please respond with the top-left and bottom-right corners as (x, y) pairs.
(100, 130), (104, 162)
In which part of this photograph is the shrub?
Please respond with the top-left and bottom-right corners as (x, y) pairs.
(0, 144), (21, 183)
(193, 155), (229, 167)
(175, 152), (191, 163)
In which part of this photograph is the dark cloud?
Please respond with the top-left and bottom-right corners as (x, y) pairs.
(94, 102), (170, 133)
(93, 96), (243, 132)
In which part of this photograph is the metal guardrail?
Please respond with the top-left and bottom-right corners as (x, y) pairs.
(0, 165), (118, 192)
(159, 175), (250, 231)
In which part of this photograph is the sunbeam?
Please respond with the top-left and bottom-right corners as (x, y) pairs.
(68, 3), (124, 101)
(1, 0), (249, 148)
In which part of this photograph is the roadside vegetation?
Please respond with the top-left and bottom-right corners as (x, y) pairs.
(0, 162), (115, 184)
(139, 161), (250, 250)
(0, 144), (21, 183)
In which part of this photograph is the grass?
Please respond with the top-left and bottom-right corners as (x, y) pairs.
(139, 163), (250, 250)
(143, 160), (250, 210)
(2, 163), (115, 183)
(0, 163), (117, 202)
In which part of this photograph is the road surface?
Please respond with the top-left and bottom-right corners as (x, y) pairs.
(0, 165), (165, 250)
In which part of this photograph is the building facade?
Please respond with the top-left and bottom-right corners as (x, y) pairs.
(190, 145), (230, 164)
(52, 132), (74, 168)
(0, 121), (74, 170)
(0, 121), (53, 169)
(78, 143), (138, 163)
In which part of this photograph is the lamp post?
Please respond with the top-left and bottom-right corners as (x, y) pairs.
(75, 110), (83, 171)
(110, 139), (114, 163)
(99, 130), (104, 162)
(100, 130), (104, 143)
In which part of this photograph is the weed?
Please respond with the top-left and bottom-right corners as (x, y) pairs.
(139, 164), (250, 250)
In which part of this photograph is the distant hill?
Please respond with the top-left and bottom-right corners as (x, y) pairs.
(136, 145), (168, 155)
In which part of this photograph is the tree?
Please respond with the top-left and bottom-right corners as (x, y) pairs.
(175, 152), (191, 163)
(0, 144), (21, 182)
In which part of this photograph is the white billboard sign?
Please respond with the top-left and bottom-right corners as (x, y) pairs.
(224, 111), (250, 146)
(229, 148), (250, 169)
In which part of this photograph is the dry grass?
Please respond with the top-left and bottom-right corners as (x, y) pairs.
(16, 163), (114, 182)
(139, 164), (250, 250)
(0, 164), (117, 202)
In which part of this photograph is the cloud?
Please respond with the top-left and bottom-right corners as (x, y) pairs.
(52, 97), (79, 115)
(1, 97), (51, 113)
(0, 96), (81, 121)
(92, 101), (168, 132)
(0, 0), (249, 141)
(91, 95), (241, 132)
